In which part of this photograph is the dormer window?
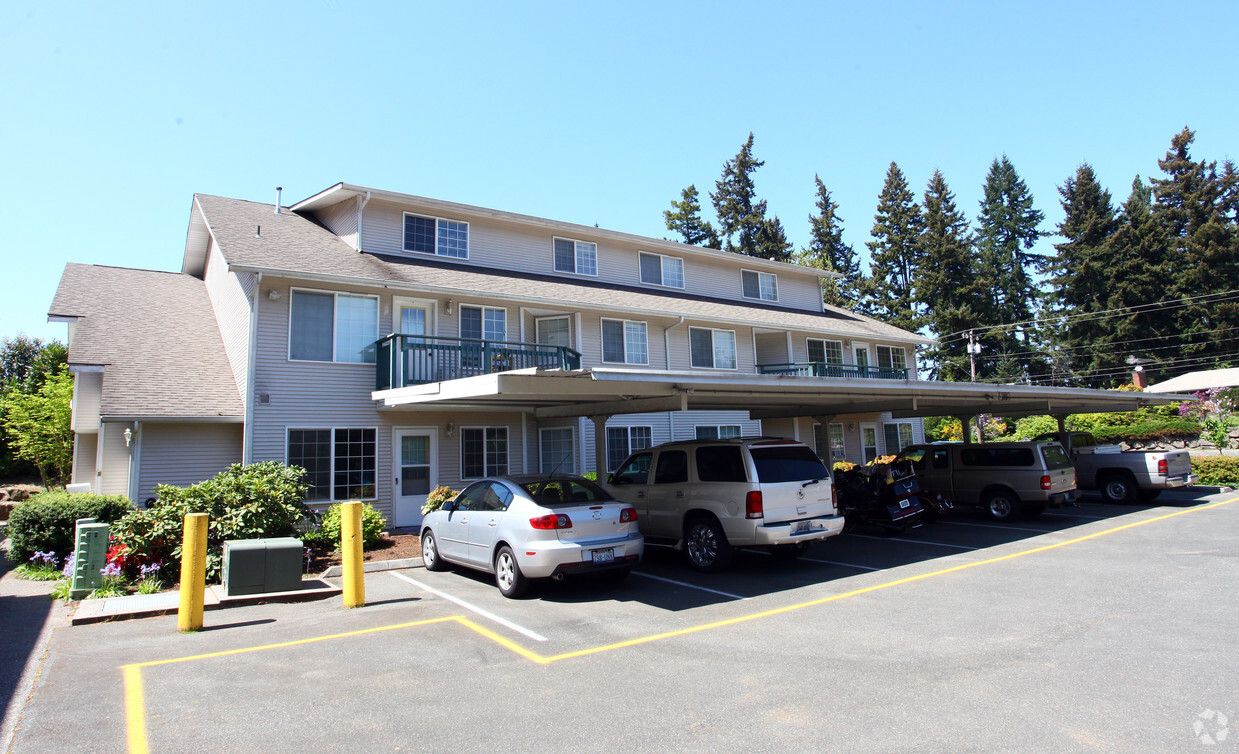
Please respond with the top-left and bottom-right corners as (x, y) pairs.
(639, 251), (684, 288)
(553, 237), (598, 276)
(741, 269), (778, 301)
(404, 213), (468, 259)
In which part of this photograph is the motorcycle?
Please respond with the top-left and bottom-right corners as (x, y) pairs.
(835, 461), (937, 534)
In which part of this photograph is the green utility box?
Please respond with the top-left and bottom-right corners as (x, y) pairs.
(70, 518), (110, 599)
(221, 537), (304, 596)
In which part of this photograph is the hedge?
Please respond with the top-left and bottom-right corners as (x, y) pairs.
(5, 490), (133, 562)
(1191, 456), (1239, 486)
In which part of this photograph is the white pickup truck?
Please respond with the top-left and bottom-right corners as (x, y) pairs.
(1031, 431), (1197, 504)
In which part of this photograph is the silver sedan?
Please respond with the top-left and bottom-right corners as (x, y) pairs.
(419, 474), (644, 598)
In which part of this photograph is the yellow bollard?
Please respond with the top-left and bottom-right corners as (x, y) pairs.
(341, 501), (365, 608)
(177, 512), (209, 632)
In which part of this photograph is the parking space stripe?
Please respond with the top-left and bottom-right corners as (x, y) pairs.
(843, 533), (977, 550)
(388, 571), (548, 642)
(937, 520), (1054, 534)
(801, 557), (880, 571)
(632, 571), (749, 599)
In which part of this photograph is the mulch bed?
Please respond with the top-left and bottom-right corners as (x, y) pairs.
(310, 532), (421, 573)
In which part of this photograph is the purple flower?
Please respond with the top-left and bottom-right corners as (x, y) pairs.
(100, 562), (123, 578)
(61, 554), (75, 579)
(139, 563), (161, 578)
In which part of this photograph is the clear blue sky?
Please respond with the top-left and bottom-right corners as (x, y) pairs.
(2, 1), (1235, 344)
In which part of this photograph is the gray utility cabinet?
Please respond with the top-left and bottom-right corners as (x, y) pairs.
(222, 537), (303, 596)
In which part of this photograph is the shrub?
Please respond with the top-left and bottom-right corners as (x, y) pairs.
(1008, 415), (1060, 441)
(110, 462), (311, 582)
(421, 485), (459, 515)
(5, 490), (132, 563)
(1191, 455), (1239, 486)
(1091, 420), (1201, 443)
(923, 416), (962, 442)
(319, 502), (386, 549)
(832, 461), (857, 473)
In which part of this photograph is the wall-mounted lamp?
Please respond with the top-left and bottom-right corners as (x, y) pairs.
(444, 299), (453, 315)
(268, 290), (281, 301)
(123, 427), (133, 447)
(847, 423), (856, 433)
(445, 421), (455, 437)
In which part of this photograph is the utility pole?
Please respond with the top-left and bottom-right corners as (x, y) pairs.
(967, 330), (979, 382)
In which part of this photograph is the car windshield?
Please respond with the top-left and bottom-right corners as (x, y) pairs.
(1041, 445), (1073, 470)
(520, 478), (614, 507)
(749, 446), (830, 483)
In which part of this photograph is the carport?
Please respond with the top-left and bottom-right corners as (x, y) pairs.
(374, 367), (1191, 475)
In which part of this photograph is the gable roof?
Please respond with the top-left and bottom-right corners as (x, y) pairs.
(1145, 367), (1239, 394)
(192, 193), (932, 345)
(49, 264), (244, 421)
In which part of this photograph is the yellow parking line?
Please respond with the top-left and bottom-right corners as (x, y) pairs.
(123, 497), (1235, 752)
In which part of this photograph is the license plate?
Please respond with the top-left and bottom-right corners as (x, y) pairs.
(591, 548), (614, 564)
(791, 520), (822, 535)
(899, 499), (910, 509)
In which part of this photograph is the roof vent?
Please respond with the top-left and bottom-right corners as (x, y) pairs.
(274, 186), (283, 214)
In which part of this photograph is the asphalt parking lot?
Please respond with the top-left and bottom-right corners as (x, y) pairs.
(7, 489), (1238, 752)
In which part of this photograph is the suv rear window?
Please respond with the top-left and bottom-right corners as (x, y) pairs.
(1041, 445), (1073, 470)
(749, 446), (830, 483)
(959, 448), (1035, 467)
(695, 446), (747, 482)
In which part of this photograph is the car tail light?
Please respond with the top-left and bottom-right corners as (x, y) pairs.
(831, 484), (838, 511)
(1157, 459), (1168, 476)
(619, 507), (637, 523)
(529, 513), (573, 530)
(745, 490), (763, 519)
(1040, 475), (1052, 490)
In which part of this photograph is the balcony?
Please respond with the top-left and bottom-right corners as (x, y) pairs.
(756, 362), (914, 380)
(376, 334), (582, 390)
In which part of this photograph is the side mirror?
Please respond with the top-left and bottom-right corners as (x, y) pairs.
(606, 473), (614, 485)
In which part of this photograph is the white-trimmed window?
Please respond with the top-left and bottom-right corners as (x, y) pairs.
(460, 305), (506, 341)
(289, 290), (378, 364)
(808, 338), (845, 366)
(606, 426), (652, 472)
(883, 421), (915, 454)
(287, 428), (377, 502)
(601, 319), (648, 364)
(689, 327), (737, 370)
(403, 213), (468, 259)
(695, 425), (742, 440)
(553, 237), (598, 276)
(536, 316), (571, 347)
(461, 427), (508, 479)
(812, 422), (846, 462)
(539, 427), (575, 474)
(639, 252), (684, 288)
(741, 269), (778, 301)
(877, 345), (908, 376)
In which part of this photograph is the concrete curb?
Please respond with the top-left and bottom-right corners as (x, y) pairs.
(69, 579), (343, 625)
(319, 557), (422, 579)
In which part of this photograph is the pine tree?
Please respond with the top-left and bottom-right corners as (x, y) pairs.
(663, 185), (720, 248)
(917, 170), (979, 381)
(863, 162), (924, 333)
(797, 175), (862, 309)
(976, 156), (1046, 380)
(1046, 165), (1120, 384)
(710, 133), (790, 261)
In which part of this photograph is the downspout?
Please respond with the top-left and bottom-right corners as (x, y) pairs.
(244, 271), (262, 464)
(664, 316), (685, 370)
(355, 191), (371, 252)
(128, 422), (142, 502)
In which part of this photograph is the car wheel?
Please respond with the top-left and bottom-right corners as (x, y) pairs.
(494, 545), (529, 598)
(1137, 488), (1162, 502)
(421, 531), (447, 572)
(769, 542), (809, 560)
(983, 490), (1020, 522)
(1100, 474), (1138, 505)
(684, 516), (733, 572)
(1022, 502), (1045, 519)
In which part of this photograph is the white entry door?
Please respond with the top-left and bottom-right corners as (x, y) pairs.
(393, 428), (436, 528)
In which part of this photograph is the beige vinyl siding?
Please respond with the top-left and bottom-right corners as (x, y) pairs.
(579, 413), (675, 473)
(673, 410), (761, 441)
(316, 199), (359, 250)
(669, 322), (756, 373)
(72, 371), (102, 432)
(99, 422), (132, 497)
(73, 432), (97, 488)
(359, 198), (825, 312)
(203, 238), (255, 401)
(137, 423), (243, 501)
(798, 414), (925, 465)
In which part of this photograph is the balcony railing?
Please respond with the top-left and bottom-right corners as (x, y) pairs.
(376, 334), (582, 390)
(757, 362), (913, 380)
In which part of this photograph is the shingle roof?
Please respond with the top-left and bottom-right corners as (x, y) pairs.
(49, 264), (244, 420)
(194, 194), (931, 345)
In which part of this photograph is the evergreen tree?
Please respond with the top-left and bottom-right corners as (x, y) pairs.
(663, 184), (720, 248)
(710, 133), (791, 261)
(797, 175), (862, 309)
(1046, 165), (1119, 383)
(975, 156), (1046, 380)
(863, 162), (924, 333)
(917, 170), (980, 381)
